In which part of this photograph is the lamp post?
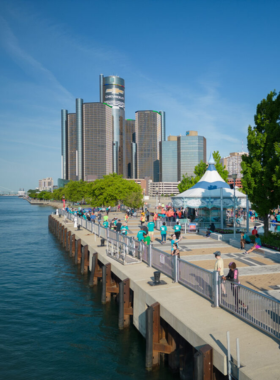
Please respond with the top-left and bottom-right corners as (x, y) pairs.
(231, 174), (237, 238)
(155, 187), (159, 209)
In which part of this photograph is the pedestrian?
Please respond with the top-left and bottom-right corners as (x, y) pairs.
(106, 207), (109, 215)
(171, 243), (180, 258)
(222, 262), (247, 311)
(244, 234), (261, 254)
(103, 214), (108, 222)
(90, 212), (96, 223)
(121, 222), (129, 235)
(125, 213), (129, 222)
(137, 228), (145, 242)
(213, 251), (224, 277)
(143, 232), (151, 245)
(103, 219), (109, 228)
(116, 219), (122, 232)
(170, 234), (181, 252)
(98, 212), (101, 224)
(147, 220), (155, 242)
(146, 209), (150, 222)
(251, 226), (258, 235)
(160, 222), (167, 244)
(173, 222), (181, 240)
(140, 214), (145, 226)
(240, 232), (251, 249)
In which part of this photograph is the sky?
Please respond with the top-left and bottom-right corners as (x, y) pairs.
(0, 0), (279, 192)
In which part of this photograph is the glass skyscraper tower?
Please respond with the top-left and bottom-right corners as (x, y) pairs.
(99, 74), (125, 175)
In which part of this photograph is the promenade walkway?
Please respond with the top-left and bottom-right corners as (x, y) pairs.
(52, 213), (280, 380)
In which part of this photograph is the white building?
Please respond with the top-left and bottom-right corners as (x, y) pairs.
(149, 182), (180, 196)
(220, 152), (248, 178)
(38, 177), (54, 191)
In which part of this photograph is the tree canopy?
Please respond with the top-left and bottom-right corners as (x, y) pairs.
(241, 90), (280, 235)
(178, 151), (228, 193)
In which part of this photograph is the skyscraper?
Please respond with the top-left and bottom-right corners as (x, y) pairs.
(67, 113), (77, 181)
(159, 139), (178, 182)
(76, 98), (83, 180)
(83, 102), (113, 180)
(61, 109), (68, 180)
(125, 119), (135, 178)
(99, 75), (125, 175)
(135, 110), (162, 182)
(177, 131), (206, 180)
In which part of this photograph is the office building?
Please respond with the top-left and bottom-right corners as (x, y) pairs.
(83, 102), (113, 180)
(149, 182), (180, 196)
(159, 140), (178, 182)
(221, 152), (248, 178)
(177, 131), (206, 180)
(125, 119), (135, 178)
(61, 110), (68, 179)
(135, 110), (162, 182)
(76, 98), (83, 180)
(39, 177), (54, 191)
(100, 75), (125, 175)
(67, 113), (77, 181)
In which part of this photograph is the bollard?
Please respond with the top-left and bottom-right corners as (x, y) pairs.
(89, 252), (97, 286)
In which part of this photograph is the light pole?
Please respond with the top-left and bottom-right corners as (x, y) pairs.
(232, 174), (237, 238)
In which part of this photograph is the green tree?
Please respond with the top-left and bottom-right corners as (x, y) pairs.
(241, 91), (280, 236)
(88, 173), (143, 207)
(178, 151), (228, 193)
(123, 192), (143, 209)
(63, 180), (89, 203)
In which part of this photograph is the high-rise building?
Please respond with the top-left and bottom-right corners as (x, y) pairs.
(159, 140), (178, 182)
(38, 177), (54, 191)
(76, 98), (83, 180)
(135, 110), (162, 182)
(83, 102), (113, 180)
(100, 75), (125, 175)
(67, 113), (77, 181)
(125, 119), (135, 178)
(61, 109), (68, 179)
(177, 131), (206, 180)
(221, 152), (248, 178)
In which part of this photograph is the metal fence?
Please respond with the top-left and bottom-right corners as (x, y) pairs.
(56, 209), (280, 341)
(219, 280), (280, 339)
(178, 259), (214, 301)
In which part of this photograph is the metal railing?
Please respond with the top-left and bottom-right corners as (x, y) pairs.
(219, 280), (280, 339)
(56, 209), (280, 341)
(178, 259), (214, 301)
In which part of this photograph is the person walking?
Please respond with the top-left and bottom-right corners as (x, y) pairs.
(173, 222), (181, 240)
(160, 222), (167, 244)
(146, 209), (150, 222)
(116, 219), (122, 232)
(137, 228), (145, 242)
(170, 234), (181, 252)
(147, 220), (155, 242)
(213, 251), (224, 277)
(121, 223), (129, 235)
(140, 214), (145, 226)
(103, 219), (109, 228)
(143, 232), (151, 245)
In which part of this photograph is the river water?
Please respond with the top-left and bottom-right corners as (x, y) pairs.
(0, 197), (176, 380)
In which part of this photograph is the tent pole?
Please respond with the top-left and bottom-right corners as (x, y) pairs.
(220, 188), (223, 229)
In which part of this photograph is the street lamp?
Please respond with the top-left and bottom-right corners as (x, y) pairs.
(231, 174), (238, 238)
(155, 187), (159, 209)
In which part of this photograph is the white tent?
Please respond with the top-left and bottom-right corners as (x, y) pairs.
(172, 153), (247, 209)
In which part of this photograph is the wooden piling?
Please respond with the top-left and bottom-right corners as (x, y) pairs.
(89, 253), (102, 286)
(118, 278), (133, 329)
(81, 245), (89, 274)
(67, 231), (71, 252)
(75, 239), (81, 264)
(101, 263), (112, 304)
(70, 235), (75, 257)
(194, 344), (213, 380)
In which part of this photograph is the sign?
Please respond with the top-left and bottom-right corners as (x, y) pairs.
(189, 223), (196, 231)
(160, 254), (165, 264)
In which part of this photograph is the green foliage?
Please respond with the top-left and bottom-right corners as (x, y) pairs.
(52, 187), (65, 201)
(123, 192), (143, 209)
(178, 151), (228, 193)
(241, 91), (280, 236)
(88, 173), (143, 207)
(63, 180), (89, 203)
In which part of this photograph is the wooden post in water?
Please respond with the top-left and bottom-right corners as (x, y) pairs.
(75, 239), (81, 264)
(101, 263), (111, 304)
(60, 226), (64, 244)
(118, 278), (133, 329)
(167, 326), (180, 373)
(81, 245), (89, 274)
(67, 232), (71, 252)
(194, 344), (213, 380)
(70, 235), (75, 257)
(89, 253), (102, 286)
(57, 221), (60, 238)
(63, 228), (67, 248)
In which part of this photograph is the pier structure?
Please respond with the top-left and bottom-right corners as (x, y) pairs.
(48, 213), (280, 380)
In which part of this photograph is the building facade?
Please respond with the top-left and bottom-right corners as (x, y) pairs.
(149, 182), (180, 196)
(125, 119), (135, 178)
(135, 110), (162, 182)
(39, 177), (54, 191)
(67, 113), (77, 181)
(61, 110), (68, 180)
(83, 102), (113, 180)
(221, 152), (248, 178)
(100, 75), (125, 175)
(177, 132), (206, 180)
(159, 140), (178, 182)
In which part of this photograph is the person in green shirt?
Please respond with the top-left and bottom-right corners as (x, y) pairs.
(103, 215), (108, 222)
(103, 220), (109, 228)
(143, 232), (151, 245)
(173, 222), (181, 239)
(121, 223), (129, 235)
(137, 229), (145, 242)
(160, 222), (167, 244)
(244, 234), (261, 254)
(240, 232), (251, 249)
(147, 221), (155, 242)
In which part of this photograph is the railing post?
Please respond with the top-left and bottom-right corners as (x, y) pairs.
(148, 244), (152, 267)
(174, 255), (178, 283)
(98, 224), (100, 236)
(212, 271), (219, 308)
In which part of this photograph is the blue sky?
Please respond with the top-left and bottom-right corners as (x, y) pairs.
(0, 0), (279, 192)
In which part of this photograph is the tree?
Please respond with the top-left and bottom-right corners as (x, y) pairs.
(88, 173), (143, 207)
(63, 180), (89, 203)
(241, 91), (280, 236)
(123, 192), (143, 209)
(178, 151), (228, 193)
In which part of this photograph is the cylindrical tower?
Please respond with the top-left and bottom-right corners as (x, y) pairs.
(160, 111), (166, 141)
(61, 109), (68, 179)
(99, 74), (104, 103)
(100, 75), (125, 175)
(76, 98), (83, 180)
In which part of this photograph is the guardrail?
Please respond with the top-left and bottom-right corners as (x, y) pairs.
(57, 209), (280, 340)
